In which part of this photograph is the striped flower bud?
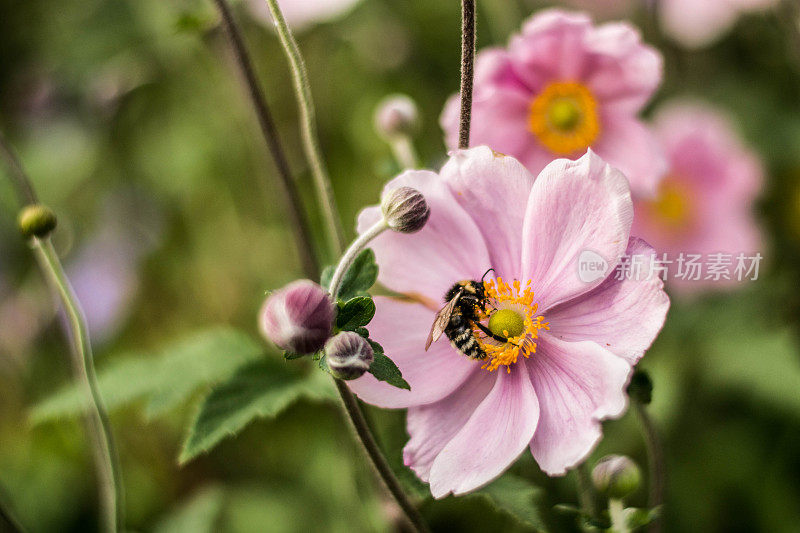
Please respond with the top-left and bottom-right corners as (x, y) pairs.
(381, 186), (430, 234)
(259, 280), (335, 355)
(325, 331), (374, 380)
(374, 94), (419, 139)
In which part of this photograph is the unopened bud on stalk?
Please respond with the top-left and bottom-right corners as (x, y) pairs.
(18, 204), (57, 238)
(325, 331), (374, 380)
(592, 455), (641, 499)
(374, 94), (419, 139)
(259, 280), (335, 355)
(381, 186), (430, 233)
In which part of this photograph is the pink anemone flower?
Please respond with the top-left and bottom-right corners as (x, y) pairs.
(632, 102), (764, 293)
(348, 147), (670, 497)
(659, 0), (779, 49)
(441, 10), (667, 198)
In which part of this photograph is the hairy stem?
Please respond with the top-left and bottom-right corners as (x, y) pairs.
(31, 238), (123, 533)
(328, 219), (387, 298)
(634, 401), (665, 533)
(0, 133), (122, 533)
(458, 0), (477, 149)
(264, 0), (346, 257)
(334, 380), (430, 533)
(212, 0), (318, 279)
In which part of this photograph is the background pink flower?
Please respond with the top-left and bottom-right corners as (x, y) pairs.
(441, 10), (667, 198)
(348, 147), (669, 496)
(248, 0), (362, 30)
(633, 101), (764, 293)
(659, 0), (779, 48)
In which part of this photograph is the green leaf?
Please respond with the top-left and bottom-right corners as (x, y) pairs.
(336, 297), (376, 331)
(179, 359), (336, 463)
(354, 327), (369, 338)
(324, 249), (378, 301)
(153, 486), (225, 533)
(30, 327), (263, 424)
(283, 351), (308, 360)
(367, 350), (410, 390)
(474, 474), (547, 532)
(624, 506), (660, 529)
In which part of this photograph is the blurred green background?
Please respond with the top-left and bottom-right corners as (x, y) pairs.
(1, 0), (799, 531)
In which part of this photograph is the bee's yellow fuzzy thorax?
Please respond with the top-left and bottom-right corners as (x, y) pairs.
(528, 81), (600, 156)
(476, 278), (549, 373)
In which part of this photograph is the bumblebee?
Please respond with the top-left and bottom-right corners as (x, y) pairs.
(425, 270), (507, 359)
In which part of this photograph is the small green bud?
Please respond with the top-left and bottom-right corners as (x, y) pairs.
(627, 369), (653, 405)
(592, 455), (641, 499)
(18, 204), (57, 238)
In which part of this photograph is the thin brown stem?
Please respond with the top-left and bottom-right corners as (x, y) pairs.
(634, 401), (665, 533)
(458, 0), (477, 149)
(335, 380), (430, 533)
(213, 0), (319, 279)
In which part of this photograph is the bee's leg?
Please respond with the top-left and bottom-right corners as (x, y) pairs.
(473, 321), (517, 344)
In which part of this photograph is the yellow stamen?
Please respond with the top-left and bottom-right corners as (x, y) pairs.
(644, 175), (695, 231)
(474, 277), (550, 373)
(528, 81), (600, 156)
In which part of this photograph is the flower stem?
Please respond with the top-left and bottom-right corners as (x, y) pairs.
(633, 401), (665, 533)
(576, 462), (600, 521)
(389, 135), (419, 170)
(31, 238), (123, 533)
(0, 133), (122, 533)
(458, 0), (477, 149)
(334, 380), (430, 533)
(608, 498), (629, 533)
(263, 0), (346, 257)
(328, 219), (387, 298)
(213, 0), (319, 279)
(0, 130), (37, 205)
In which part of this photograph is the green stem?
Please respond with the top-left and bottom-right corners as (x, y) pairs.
(389, 135), (419, 170)
(608, 498), (628, 533)
(263, 0), (346, 257)
(328, 219), (387, 298)
(334, 380), (430, 533)
(576, 462), (600, 521)
(31, 238), (123, 533)
(0, 130), (37, 205)
(633, 401), (665, 533)
(213, 0), (319, 279)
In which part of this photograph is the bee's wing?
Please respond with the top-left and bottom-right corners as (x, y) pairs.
(425, 292), (461, 351)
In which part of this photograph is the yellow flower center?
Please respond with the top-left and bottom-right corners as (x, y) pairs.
(528, 81), (600, 156)
(474, 278), (549, 373)
(644, 175), (695, 231)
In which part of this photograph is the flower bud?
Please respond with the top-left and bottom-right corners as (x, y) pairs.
(627, 369), (653, 405)
(592, 455), (641, 499)
(325, 331), (374, 380)
(18, 204), (57, 238)
(259, 279), (334, 355)
(374, 94), (419, 139)
(381, 186), (430, 234)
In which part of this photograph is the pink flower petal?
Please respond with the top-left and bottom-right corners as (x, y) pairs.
(528, 334), (632, 476)
(521, 150), (633, 311)
(509, 10), (594, 89)
(546, 238), (670, 365)
(346, 297), (479, 408)
(593, 116), (668, 198)
(357, 169), (491, 303)
(584, 23), (663, 114)
(441, 147), (536, 280)
(403, 370), (496, 482)
(428, 361), (540, 497)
